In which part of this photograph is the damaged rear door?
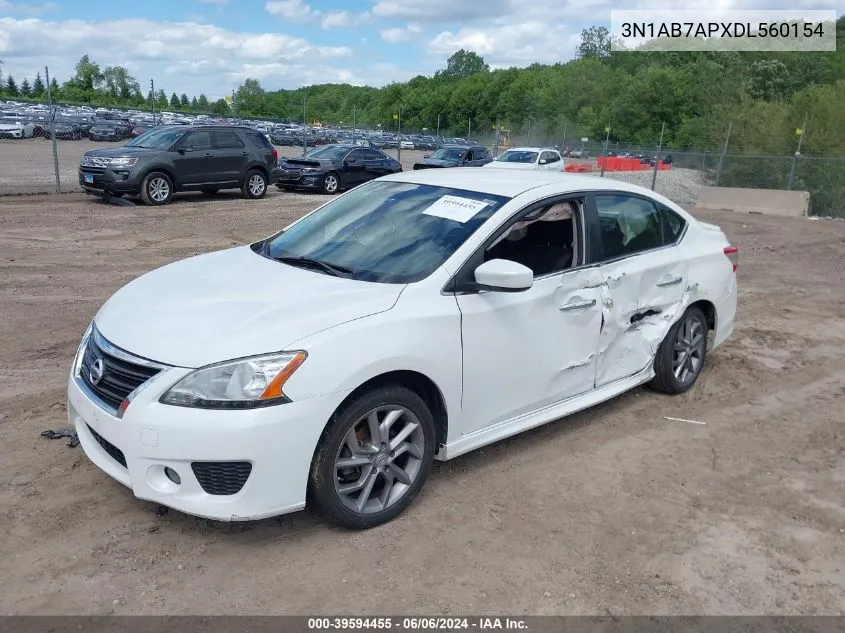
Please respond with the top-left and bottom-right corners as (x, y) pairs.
(587, 193), (690, 388)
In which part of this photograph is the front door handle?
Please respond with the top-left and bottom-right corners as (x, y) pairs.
(656, 275), (683, 287)
(559, 298), (597, 311)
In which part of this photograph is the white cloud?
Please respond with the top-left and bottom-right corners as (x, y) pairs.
(0, 17), (354, 98)
(264, 0), (316, 19)
(372, 0), (512, 22)
(320, 10), (371, 29)
(380, 24), (422, 43)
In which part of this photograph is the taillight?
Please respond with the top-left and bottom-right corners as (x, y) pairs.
(271, 149), (278, 160)
(724, 245), (738, 272)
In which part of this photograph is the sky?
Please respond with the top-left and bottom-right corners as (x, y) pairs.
(0, 0), (840, 100)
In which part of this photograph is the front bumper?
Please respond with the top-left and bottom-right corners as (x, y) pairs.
(78, 167), (141, 195)
(277, 169), (325, 190)
(68, 364), (348, 521)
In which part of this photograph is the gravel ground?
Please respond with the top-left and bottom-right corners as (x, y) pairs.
(587, 168), (707, 207)
(1, 191), (844, 615)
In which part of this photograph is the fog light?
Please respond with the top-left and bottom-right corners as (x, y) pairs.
(164, 467), (181, 485)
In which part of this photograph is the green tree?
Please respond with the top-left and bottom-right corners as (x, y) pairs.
(32, 72), (45, 98)
(156, 89), (168, 109)
(19, 77), (31, 98)
(6, 75), (18, 97)
(73, 54), (103, 91)
(190, 96), (198, 110)
(577, 26), (611, 60)
(436, 50), (489, 80)
(169, 92), (180, 109)
(102, 65), (140, 101)
(49, 77), (60, 98)
(180, 93), (189, 108)
(210, 98), (231, 115)
(747, 59), (790, 102)
(197, 94), (209, 110)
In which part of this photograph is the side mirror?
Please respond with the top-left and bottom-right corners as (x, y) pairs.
(423, 154), (430, 159)
(473, 259), (533, 292)
(178, 147), (194, 154)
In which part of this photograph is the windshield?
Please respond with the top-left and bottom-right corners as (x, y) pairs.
(303, 145), (350, 160)
(263, 180), (509, 283)
(428, 148), (464, 161)
(496, 150), (538, 163)
(126, 127), (186, 149)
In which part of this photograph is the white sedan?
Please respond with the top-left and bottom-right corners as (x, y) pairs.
(485, 147), (564, 170)
(0, 119), (35, 139)
(68, 169), (737, 529)
(399, 139), (415, 150)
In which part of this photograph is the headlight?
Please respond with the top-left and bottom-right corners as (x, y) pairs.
(107, 157), (138, 168)
(159, 351), (307, 409)
(301, 167), (320, 174)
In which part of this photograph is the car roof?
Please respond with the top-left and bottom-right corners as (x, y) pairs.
(378, 167), (672, 199)
(502, 146), (559, 153)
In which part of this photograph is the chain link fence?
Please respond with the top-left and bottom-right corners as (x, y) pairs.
(1, 100), (843, 217)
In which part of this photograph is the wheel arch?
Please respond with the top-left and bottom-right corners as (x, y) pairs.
(328, 370), (449, 454)
(141, 165), (177, 188)
(687, 299), (716, 331)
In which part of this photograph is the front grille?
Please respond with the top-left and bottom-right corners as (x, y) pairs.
(279, 172), (301, 181)
(81, 155), (110, 168)
(191, 462), (253, 495)
(87, 424), (127, 468)
(79, 333), (161, 412)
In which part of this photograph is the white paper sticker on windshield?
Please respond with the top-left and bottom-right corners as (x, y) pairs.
(422, 195), (488, 223)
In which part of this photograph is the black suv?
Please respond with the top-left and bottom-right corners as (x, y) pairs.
(79, 125), (280, 205)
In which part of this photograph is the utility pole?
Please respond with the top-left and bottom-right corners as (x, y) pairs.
(302, 96), (307, 155)
(787, 117), (806, 191)
(45, 65), (60, 194)
(600, 125), (611, 177)
(494, 121), (500, 157)
(714, 120), (732, 186)
(527, 119), (531, 145)
(468, 117), (471, 142)
(651, 121), (666, 191)
(436, 113), (440, 147)
(352, 104), (356, 136)
(397, 105), (402, 162)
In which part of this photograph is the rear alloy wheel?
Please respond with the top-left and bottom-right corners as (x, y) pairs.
(650, 307), (708, 394)
(139, 171), (173, 206)
(242, 169), (267, 199)
(321, 172), (339, 195)
(309, 386), (436, 529)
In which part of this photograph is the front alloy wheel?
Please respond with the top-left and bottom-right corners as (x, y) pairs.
(309, 386), (436, 529)
(321, 172), (339, 194)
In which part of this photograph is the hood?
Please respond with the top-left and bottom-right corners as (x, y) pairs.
(415, 158), (458, 168)
(94, 245), (404, 368)
(84, 146), (157, 158)
(484, 161), (537, 170)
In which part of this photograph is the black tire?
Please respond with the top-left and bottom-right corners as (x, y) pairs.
(139, 171), (174, 206)
(242, 169), (267, 199)
(650, 306), (708, 395)
(320, 172), (340, 195)
(308, 385), (436, 530)
(201, 188), (219, 195)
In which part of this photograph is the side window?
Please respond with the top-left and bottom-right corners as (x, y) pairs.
(346, 149), (364, 161)
(183, 131), (212, 151)
(659, 205), (686, 244)
(364, 149), (383, 160)
(544, 151), (561, 164)
(484, 199), (581, 278)
(464, 150), (474, 161)
(213, 131), (244, 149)
(594, 194), (663, 260)
(477, 148), (490, 160)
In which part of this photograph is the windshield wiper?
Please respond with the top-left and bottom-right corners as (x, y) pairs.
(272, 255), (353, 277)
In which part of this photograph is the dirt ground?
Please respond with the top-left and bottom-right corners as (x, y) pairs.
(1, 189), (844, 615)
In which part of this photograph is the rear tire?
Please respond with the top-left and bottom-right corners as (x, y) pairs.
(242, 169), (267, 199)
(308, 385), (436, 530)
(139, 171), (173, 206)
(650, 307), (708, 394)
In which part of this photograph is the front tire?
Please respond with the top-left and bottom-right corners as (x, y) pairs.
(308, 385), (436, 529)
(321, 172), (340, 195)
(242, 169), (267, 199)
(650, 306), (708, 394)
(139, 171), (173, 206)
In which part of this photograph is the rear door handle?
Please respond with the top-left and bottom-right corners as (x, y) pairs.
(656, 275), (683, 287)
(559, 298), (597, 311)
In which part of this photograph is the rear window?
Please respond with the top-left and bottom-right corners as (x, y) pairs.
(245, 130), (273, 150)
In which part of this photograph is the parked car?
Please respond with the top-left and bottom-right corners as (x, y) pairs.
(67, 169), (737, 529)
(277, 144), (402, 194)
(412, 144), (492, 169)
(269, 131), (303, 147)
(569, 149), (589, 158)
(46, 121), (84, 140)
(0, 119), (34, 139)
(78, 125), (280, 205)
(485, 147), (564, 171)
(89, 120), (133, 142)
(399, 139), (415, 150)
